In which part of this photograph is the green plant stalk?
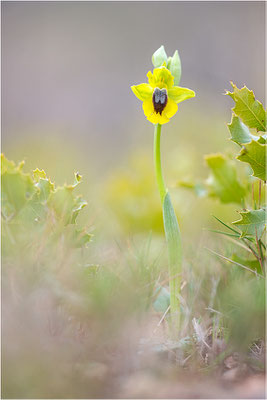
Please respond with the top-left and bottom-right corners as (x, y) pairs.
(154, 123), (182, 333)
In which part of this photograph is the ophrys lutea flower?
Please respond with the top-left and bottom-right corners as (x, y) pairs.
(131, 66), (195, 124)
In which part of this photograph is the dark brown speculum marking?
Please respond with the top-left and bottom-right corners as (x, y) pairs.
(153, 88), (168, 115)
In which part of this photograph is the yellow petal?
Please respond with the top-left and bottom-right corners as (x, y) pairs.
(131, 83), (153, 101)
(147, 67), (174, 89)
(168, 86), (195, 103)
(163, 98), (178, 119)
(142, 99), (154, 119)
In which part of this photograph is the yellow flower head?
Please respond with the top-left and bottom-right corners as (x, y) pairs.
(131, 66), (195, 125)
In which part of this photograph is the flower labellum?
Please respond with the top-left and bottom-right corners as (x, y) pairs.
(153, 88), (168, 115)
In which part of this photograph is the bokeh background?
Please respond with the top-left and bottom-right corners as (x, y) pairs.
(2, 1), (265, 240)
(2, 2), (266, 398)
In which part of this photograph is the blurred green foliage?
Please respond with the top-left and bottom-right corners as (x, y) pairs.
(2, 84), (266, 398)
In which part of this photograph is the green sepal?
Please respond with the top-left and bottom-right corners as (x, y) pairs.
(152, 45), (168, 68)
(168, 86), (195, 103)
(131, 83), (153, 101)
(168, 50), (182, 86)
(167, 57), (172, 69)
(233, 208), (266, 238)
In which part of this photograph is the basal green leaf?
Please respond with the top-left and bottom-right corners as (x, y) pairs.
(233, 208), (266, 238)
(236, 140), (266, 181)
(205, 153), (246, 204)
(152, 45), (168, 68)
(163, 192), (182, 273)
(163, 192), (182, 327)
(228, 115), (259, 145)
(226, 83), (266, 132)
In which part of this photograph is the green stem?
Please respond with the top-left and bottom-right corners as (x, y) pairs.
(154, 124), (167, 204)
(154, 123), (182, 335)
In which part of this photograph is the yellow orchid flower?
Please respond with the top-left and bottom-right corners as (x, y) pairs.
(131, 66), (195, 125)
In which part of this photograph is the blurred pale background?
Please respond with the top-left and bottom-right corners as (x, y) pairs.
(2, 1), (265, 238)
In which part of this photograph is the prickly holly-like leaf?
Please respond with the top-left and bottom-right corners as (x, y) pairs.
(233, 208), (266, 238)
(257, 134), (267, 144)
(236, 140), (266, 181)
(1, 155), (35, 217)
(2, 154), (90, 250)
(71, 196), (88, 224)
(231, 253), (262, 274)
(228, 115), (259, 145)
(205, 154), (246, 204)
(226, 83), (266, 132)
(32, 169), (55, 202)
(63, 225), (92, 248)
(33, 168), (47, 181)
(1, 154), (17, 174)
(48, 186), (87, 225)
(35, 179), (55, 202)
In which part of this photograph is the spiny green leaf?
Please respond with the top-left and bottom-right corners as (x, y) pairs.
(228, 115), (259, 145)
(236, 140), (266, 181)
(231, 253), (262, 274)
(33, 168), (47, 181)
(1, 154), (16, 174)
(35, 178), (55, 202)
(226, 83), (266, 132)
(205, 153), (246, 204)
(64, 225), (92, 248)
(233, 208), (266, 238)
(1, 155), (35, 217)
(48, 185), (87, 225)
